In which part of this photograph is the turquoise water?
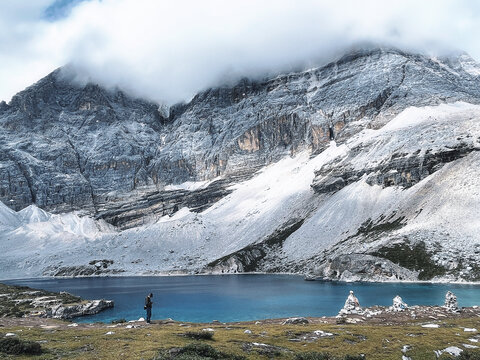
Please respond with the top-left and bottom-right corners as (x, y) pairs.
(6, 275), (480, 323)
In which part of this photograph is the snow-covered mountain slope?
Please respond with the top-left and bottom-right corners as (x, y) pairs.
(1, 47), (480, 281)
(1, 102), (480, 281)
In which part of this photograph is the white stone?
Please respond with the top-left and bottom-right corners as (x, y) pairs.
(244, 330), (252, 334)
(202, 328), (215, 332)
(421, 323), (440, 328)
(138, 317), (145, 321)
(463, 344), (479, 349)
(435, 346), (463, 357)
(105, 331), (115, 335)
(5, 333), (16, 337)
(464, 328), (478, 332)
(67, 323), (78, 327)
(313, 330), (333, 337)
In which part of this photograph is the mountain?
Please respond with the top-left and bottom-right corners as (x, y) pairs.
(0, 47), (480, 281)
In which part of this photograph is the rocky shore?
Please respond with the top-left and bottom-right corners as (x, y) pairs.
(0, 283), (113, 320)
(0, 301), (479, 359)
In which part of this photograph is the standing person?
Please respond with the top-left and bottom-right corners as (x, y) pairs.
(144, 293), (153, 323)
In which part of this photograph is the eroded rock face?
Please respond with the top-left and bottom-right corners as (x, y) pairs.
(312, 145), (477, 194)
(1, 47), (480, 228)
(315, 254), (418, 282)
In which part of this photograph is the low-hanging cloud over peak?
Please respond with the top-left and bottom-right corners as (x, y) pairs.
(1, 0), (480, 105)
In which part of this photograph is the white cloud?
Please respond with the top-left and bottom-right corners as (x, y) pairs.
(1, 0), (480, 104)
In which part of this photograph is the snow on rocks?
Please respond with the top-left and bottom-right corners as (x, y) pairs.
(444, 291), (459, 312)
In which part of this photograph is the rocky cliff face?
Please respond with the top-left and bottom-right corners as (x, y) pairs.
(1, 48), (480, 223)
(1, 47), (480, 281)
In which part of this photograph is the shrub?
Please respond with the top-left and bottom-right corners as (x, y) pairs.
(459, 350), (480, 360)
(111, 318), (127, 324)
(155, 343), (246, 360)
(0, 338), (42, 355)
(295, 353), (333, 360)
(184, 331), (214, 340)
(295, 353), (364, 360)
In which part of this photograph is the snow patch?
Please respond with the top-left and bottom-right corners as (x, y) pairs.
(164, 178), (220, 191)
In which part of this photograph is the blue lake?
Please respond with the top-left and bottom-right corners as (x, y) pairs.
(5, 275), (480, 323)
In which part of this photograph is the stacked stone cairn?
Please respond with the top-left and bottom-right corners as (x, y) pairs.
(444, 291), (459, 312)
(338, 290), (362, 315)
(390, 295), (408, 312)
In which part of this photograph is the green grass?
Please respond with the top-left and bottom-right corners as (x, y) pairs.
(1, 316), (479, 359)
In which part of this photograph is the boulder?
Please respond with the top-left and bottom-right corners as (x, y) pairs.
(282, 317), (309, 325)
(434, 346), (463, 357)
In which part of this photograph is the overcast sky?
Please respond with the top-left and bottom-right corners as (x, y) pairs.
(1, 0), (480, 104)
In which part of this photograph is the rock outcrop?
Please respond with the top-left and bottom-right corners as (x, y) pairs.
(46, 299), (114, 319)
(0, 283), (113, 319)
(313, 254), (418, 282)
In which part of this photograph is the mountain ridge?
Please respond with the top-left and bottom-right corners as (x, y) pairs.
(1, 47), (480, 281)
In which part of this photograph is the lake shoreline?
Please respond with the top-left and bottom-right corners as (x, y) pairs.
(1, 306), (480, 359)
(3, 271), (480, 285)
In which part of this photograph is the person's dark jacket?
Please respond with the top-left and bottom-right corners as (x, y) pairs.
(145, 296), (152, 309)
